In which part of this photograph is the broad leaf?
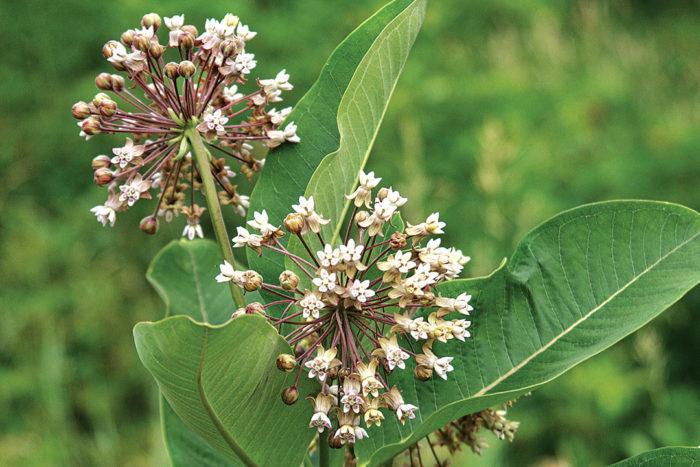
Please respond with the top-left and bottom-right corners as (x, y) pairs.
(138, 240), (314, 466)
(355, 201), (700, 465)
(248, 0), (426, 294)
(610, 447), (700, 466)
(135, 314), (317, 466)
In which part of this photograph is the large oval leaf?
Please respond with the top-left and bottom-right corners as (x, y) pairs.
(610, 447), (700, 466)
(248, 0), (426, 288)
(355, 201), (700, 465)
(135, 314), (317, 467)
(139, 240), (312, 466)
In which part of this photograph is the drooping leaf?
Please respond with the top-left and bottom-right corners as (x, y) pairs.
(355, 201), (700, 465)
(610, 446), (700, 466)
(135, 314), (318, 466)
(139, 240), (314, 466)
(248, 0), (426, 297)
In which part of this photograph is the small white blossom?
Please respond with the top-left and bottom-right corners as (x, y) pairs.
(232, 226), (263, 249)
(260, 69), (293, 94)
(312, 268), (337, 294)
(182, 223), (203, 240)
(299, 291), (324, 319)
(266, 122), (300, 148)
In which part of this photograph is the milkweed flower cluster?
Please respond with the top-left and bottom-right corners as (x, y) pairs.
(433, 405), (520, 456)
(216, 170), (474, 446)
(74, 12), (299, 237)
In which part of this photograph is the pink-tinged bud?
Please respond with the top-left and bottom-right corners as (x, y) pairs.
(149, 42), (165, 59)
(98, 99), (117, 117)
(276, 354), (296, 372)
(111, 60), (127, 72)
(178, 61), (195, 79)
(72, 101), (91, 120)
(279, 270), (299, 290)
(281, 387), (298, 405)
(245, 302), (265, 315)
(120, 30), (134, 47)
(95, 73), (112, 90)
(390, 231), (407, 250)
(133, 34), (150, 52)
(92, 155), (112, 170)
(110, 74), (125, 92)
(181, 25), (198, 37)
(92, 92), (110, 107)
(102, 40), (120, 58)
(139, 216), (159, 235)
(338, 368), (351, 379)
(178, 33), (195, 50)
(163, 62), (180, 80)
(283, 213), (304, 234)
(93, 168), (113, 187)
(328, 431), (344, 449)
(220, 40), (237, 58)
(242, 271), (262, 292)
(327, 366), (339, 380)
(141, 13), (161, 31)
(414, 365), (433, 381)
(81, 117), (101, 136)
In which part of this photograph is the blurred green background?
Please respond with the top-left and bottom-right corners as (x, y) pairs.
(1, 0), (698, 465)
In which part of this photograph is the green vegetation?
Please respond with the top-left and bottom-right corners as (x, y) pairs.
(1, 0), (697, 465)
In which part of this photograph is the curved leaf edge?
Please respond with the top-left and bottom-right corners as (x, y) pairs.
(610, 446), (700, 466)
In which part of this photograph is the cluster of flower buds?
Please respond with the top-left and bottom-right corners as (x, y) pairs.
(432, 405), (520, 456)
(216, 170), (474, 446)
(74, 12), (299, 237)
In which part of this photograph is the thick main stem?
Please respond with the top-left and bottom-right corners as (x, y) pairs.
(185, 126), (246, 309)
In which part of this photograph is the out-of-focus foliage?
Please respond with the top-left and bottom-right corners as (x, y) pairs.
(0, 0), (697, 466)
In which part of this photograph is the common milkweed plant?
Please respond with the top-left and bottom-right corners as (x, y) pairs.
(75, 2), (699, 466)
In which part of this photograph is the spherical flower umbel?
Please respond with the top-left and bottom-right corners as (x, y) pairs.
(217, 169), (475, 446)
(76, 13), (300, 236)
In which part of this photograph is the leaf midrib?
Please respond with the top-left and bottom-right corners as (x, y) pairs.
(474, 230), (698, 397)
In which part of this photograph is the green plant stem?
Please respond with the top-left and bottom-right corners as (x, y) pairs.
(185, 126), (246, 309)
(319, 430), (330, 467)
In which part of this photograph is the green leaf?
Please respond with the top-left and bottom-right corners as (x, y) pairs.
(135, 314), (317, 466)
(355, 201), (700, 465)
(248, 0), (426, 291)
(139, 240), (313, 466)
(610, 447), (700, 466)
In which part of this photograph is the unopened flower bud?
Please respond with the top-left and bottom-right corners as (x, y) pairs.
(149, 42), (165, 59)
(110, 74), (125, 92)
(327, 366), (339, 380)
(328, 431), (344, 449)
(220, 40), (237, 58)
(92, 155), (112, 170)
(81, 117), (101, 136)
(102, 40), (120, 58)
(421, 291), (435, 305)
(133, 34), (150, 52)
(141, 13), (162, 31)
(181, 25), (198, 37)
(72, 101), (91, 120)
(284, 213), (304, 234)
(338, 368), (351, 379)
(92, 92), (110, 107)
(98, 99), (117, 117)
(415, 365), (433, 381)
(93, 168), (113, 186)
(279, 270), (299, 290)
(390, 231), (407, 249)
(276, 354), (296, 372)
(355, 211), (370, 227)
(294, 343), (305, 358)
(281, 387), (298, 405)
(231, 308), (246, 319)
(245, 302), (264, 315)
(377, 187), (389, 201)
(120, 30), (134, 47)
(178, 60), (195, 79)
(164, 62), (180, 80)
(95, 73), (113, 90)
(242, 271), (262, 292)
(140, 216), (159, 235)
(178, 33), (195, 50)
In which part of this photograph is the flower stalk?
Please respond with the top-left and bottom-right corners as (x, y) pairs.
(186, 125), (246, 308)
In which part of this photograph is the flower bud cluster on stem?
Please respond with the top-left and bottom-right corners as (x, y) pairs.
(75, 12), (300, 238)
(216, 170), (475, 446)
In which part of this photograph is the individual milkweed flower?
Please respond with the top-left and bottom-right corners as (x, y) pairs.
(75, 12), (299, 235)
(383, 386), (418, 425)
(416, 344), (454, 380)
(346, 170), (381, 208)
(373, 336), (410, 371)
(181, 204), (206, 240)
(292, 196), (330, 234)
(307, 393), (335, 433)
(406, 212), (446, 241)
